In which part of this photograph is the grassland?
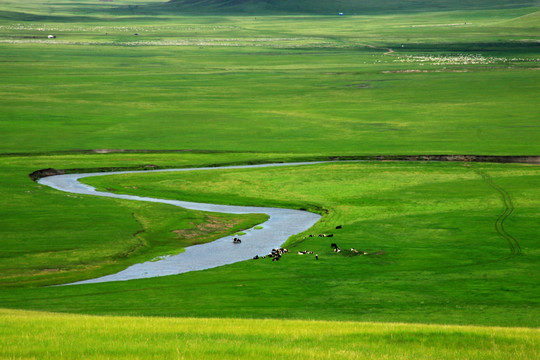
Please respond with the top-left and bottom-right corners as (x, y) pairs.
(0, 0), (539, 358)
(4, 161), (531, 327)
(1, 5), (539, 155)
(1, 308), (538, 360)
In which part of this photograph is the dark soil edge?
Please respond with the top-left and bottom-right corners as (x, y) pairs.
(28, 154), (540, 181)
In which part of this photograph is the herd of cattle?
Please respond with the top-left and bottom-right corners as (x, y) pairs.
(232, 224), (371, 261)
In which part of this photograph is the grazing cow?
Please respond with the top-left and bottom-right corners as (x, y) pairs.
(253, 255), (259, 260)
(315, 254), (319, 260)
(327, 234), (334, 237)
(331, 243), (341, 252)
(233, 237), (241, 244)
(336, 225), (342, 229)
(270, 248), (288, 256)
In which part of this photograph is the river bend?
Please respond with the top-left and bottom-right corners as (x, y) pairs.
(38, 162), (323, 285)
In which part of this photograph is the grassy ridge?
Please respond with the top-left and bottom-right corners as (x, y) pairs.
(2, 0), (536, 17)
(1, 308), (538, 359)
(166, 0), (539, 14)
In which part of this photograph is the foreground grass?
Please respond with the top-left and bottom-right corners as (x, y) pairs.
(0, 308), (538, 360)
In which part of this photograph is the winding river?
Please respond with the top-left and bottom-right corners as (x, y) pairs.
(38, 162), (324, 285)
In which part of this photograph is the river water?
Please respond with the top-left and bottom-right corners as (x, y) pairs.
(38, 162), (323, 285)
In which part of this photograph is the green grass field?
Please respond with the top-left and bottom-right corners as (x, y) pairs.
(3, 161), (537, 326)
(1, 0), (539, 358)
(1, 308), (538, 360)
(1, 4), (539, 155)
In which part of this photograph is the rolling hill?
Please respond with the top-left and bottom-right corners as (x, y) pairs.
(166, 0), (539, 14)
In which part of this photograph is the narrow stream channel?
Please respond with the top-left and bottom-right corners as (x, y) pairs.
(38, 162), (324, 285)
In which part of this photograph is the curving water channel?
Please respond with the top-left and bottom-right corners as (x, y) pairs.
(38, 162), (325, 285)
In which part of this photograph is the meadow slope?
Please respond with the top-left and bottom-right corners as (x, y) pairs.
(1, 5), (539, 155)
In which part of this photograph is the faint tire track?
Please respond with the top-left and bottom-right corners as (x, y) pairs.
(473, 168), (521, 255)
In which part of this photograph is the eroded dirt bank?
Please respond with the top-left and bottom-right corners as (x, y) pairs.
(29, 154), (540, 182)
